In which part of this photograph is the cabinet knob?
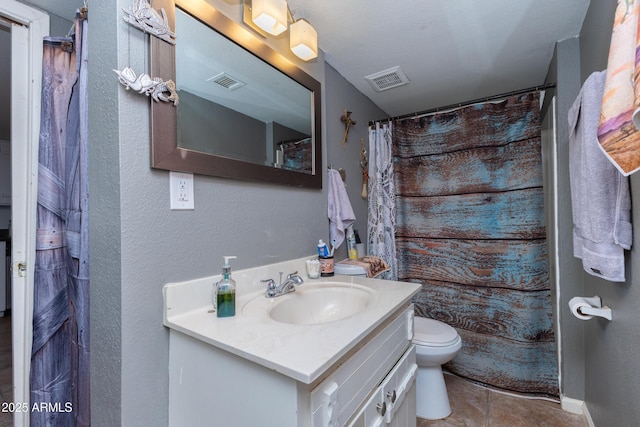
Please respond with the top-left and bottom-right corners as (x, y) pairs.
(376, 401), (387, 416)
(386, 390), (397, 403)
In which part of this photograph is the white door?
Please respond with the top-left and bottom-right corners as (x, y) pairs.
(2, 2), (48, 426)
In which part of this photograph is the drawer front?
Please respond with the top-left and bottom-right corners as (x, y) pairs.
(311, 306), (414, 427)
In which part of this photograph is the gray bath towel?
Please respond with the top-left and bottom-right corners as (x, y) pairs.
(568, 70), (633, 282)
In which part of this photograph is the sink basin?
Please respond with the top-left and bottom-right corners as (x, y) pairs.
(241, 283), (377, 325)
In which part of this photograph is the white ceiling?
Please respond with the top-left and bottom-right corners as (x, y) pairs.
(288, 0), (589, 116)
(29, 0), (591, 118)
(287, 0), (591, 117)
(25, 0), (85, 20)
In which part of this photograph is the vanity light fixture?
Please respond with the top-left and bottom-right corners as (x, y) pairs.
(290, 18), (318, 61)
(244, 0), (319, 61)
(251, 0), (288, 36)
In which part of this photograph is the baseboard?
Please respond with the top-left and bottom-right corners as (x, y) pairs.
(561, 396), (583, 414)
(583, 403), (595, 427)
(561, 396), (595, 427)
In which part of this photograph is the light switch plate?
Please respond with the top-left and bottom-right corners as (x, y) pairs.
(170, 171), (194, 210)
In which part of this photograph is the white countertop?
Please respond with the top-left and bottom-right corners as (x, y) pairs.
(163, 256), (421, 384)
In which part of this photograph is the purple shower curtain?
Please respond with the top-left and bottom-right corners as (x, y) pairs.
(31, 11), (89, 427)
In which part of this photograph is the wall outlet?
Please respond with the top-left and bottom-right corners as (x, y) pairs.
(170, 172), (194, 210)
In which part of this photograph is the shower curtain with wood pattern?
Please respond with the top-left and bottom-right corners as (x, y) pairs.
(394, 93), (558, 397)
(31, 11), (89, 426)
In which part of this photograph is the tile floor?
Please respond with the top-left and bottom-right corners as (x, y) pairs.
(417, 373), (589, 427)
(0, 315), (590, 427)
(0, 314), (12, 427)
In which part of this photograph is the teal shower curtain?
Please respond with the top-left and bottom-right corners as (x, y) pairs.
(31, 11), (89, 426)
(394, 92), (558, 397)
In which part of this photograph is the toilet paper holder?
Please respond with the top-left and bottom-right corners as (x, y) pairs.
(569, 295), (612, 321)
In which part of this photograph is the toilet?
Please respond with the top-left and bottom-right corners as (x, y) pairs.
(413, 317), (462, 419)
(334, 261), (462, 419)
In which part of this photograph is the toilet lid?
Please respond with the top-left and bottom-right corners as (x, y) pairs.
(413, 317), (460, 347)
(334, 263), (367, 276)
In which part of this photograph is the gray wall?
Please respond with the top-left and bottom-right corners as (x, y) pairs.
(551, 1), (640, 424)
(88, 1), (385, 425)
(546, 37), (586, 401)
(21, 0), (640, 424)
(325, 64), (387, 260)
(577, 2), (640, 425)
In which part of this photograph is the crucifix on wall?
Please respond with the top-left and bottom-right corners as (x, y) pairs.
(340, 110), (356, 145)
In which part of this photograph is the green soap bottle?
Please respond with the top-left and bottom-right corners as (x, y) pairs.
(215, 256), (237, 318)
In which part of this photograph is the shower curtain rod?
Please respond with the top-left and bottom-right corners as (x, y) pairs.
(369, 82), (556, 126)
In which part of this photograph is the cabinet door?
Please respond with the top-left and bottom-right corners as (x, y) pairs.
(382, 346), (417, 424)
(347, 345), (417, 427)
(346, 387), (385, 427)
(311, 306), (413, 426)
(386, 380), (416, 427)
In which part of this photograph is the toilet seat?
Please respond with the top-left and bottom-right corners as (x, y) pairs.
(413, 317), (460, 347)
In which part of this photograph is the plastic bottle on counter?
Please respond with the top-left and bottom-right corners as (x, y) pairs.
(346, 226), (357, 260)
(354, 229), (364, 258)
(215, 256), (237, 318)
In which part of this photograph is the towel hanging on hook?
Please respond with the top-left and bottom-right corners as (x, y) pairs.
(327, 164), (346, 181)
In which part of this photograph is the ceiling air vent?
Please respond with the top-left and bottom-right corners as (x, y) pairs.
(364, 66), (410, 92)
(207, 72), (246, 91)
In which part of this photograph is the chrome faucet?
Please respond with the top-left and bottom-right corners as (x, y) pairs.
(261, 271), (304, 298)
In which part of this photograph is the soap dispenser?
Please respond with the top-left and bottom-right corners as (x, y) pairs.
(215, 256), (237, 318)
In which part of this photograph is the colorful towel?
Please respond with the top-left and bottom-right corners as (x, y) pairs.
(597, 0), (640, 175)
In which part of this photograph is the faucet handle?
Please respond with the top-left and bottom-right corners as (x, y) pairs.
(261, 278), (277, 297)
(261, 278), (276, 288)
(287, 271), (304, 285)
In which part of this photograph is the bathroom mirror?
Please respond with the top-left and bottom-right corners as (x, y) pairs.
(150, 0), (322, 188)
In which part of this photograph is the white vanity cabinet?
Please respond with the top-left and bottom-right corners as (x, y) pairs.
(167, 305), (417, 427)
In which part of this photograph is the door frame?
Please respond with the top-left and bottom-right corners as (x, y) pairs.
(2, 2), (48, 426)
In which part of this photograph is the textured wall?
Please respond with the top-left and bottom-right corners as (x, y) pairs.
(87, 1), (385, 426)
(578, 1), (640, 425)
(89, 1), (326, 425)
(548, 37), (585, 401)
(324, 64), (387, 260)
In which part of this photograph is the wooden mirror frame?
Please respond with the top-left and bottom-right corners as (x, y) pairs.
(150, 0), (322, 188)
